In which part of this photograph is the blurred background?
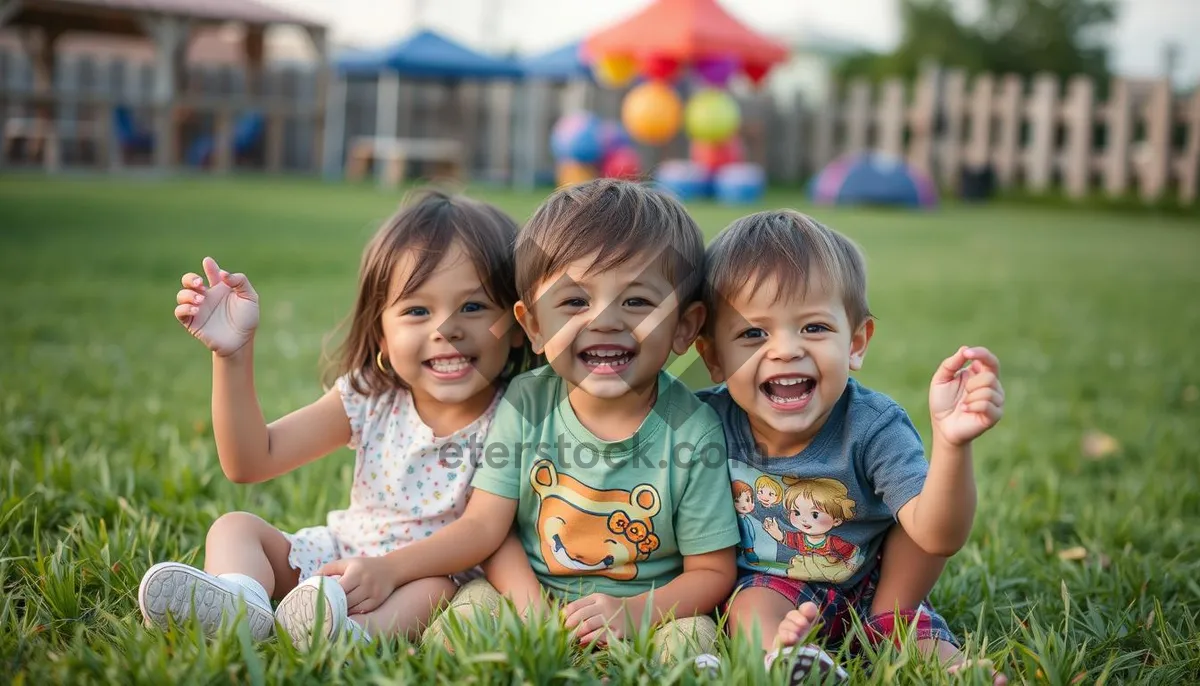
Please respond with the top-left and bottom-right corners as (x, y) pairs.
(1, 0), (1197, 205)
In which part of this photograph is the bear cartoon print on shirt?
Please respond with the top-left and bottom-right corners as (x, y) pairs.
(529, 459), (661, 582)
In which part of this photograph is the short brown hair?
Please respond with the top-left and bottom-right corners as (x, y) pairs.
(703, 209), (871, 330)
(516, 179), (705, 307)
(324, 188), (531, 396)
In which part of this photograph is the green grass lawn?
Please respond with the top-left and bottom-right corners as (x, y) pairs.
(2, 176), (1198, 684)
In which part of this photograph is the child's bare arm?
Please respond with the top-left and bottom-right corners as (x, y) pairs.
(176, 258), (350, 484)
(212, 348), (350, 483)
(633, 547), (737, 623)
(870, 525), (947, 617)
(896, 438), (977, 555)
(563, 547), (737, 644)
(898, 346), (1003, 555)
(385, 490), (517, 586)
(482, 530), (546, 616)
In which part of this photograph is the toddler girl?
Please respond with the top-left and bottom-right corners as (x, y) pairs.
(137, 190), (529, 647)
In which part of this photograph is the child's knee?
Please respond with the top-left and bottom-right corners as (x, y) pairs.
(421, 579), (504, 649)
(653, 616), (719, 663)
(206, 511), (269, 544)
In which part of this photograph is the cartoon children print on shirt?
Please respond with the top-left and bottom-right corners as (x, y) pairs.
(762, 477), (863, 583)
(732, 481), (760, 563)
(529, 459), (661, 581)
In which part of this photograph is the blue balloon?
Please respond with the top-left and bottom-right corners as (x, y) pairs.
(551, 112), (604, 164)
(714, 163), (766, 205)
(654, 160), (712, 201)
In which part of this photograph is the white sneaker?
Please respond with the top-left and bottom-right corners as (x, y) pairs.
(275, 576), (370, 650)
(138, 562), (274, 641)
(694, 653), (721, 675)
(767, 644), (849, 684)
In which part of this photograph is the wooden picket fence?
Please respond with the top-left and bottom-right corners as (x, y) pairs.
(789, 68), (1200, 205)
(3, 43), (1198, 205)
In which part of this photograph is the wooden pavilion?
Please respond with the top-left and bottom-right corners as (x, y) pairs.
(0, 0), (328, 173)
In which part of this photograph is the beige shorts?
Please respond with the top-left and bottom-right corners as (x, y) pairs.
(422, 578), (718, 663)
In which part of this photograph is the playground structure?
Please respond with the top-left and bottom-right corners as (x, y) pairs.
(0, 0), (329, 175)
(1, 0), (1198, 205)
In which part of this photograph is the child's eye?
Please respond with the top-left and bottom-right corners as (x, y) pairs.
(738, 328), (766, 340)
(461, 302), (487, 313)
(624, 297), (653, 308)
(401, 307), (430, 317)
(811, 511), (821, 520)
(803, 324), (831, 334)
(560, 298), (587, 309)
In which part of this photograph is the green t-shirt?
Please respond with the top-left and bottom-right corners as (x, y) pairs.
(471, 366), (740, 600)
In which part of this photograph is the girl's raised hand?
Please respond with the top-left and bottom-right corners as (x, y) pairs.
(175, 257), (260, 357)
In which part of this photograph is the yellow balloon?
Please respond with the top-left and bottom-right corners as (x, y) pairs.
(593, 54), (638, 88)
(621, 81), (682, 146)
(556, 161), (597, 188)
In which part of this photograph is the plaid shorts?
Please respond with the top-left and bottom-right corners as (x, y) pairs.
(732, 559), (958, 649)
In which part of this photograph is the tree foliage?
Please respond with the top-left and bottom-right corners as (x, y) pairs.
(834, 0), (1116, 83)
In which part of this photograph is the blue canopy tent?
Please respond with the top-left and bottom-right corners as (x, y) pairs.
(519, 41), (591, 81)
(335, 29), (524, 80)
(322, 29), (523, 181)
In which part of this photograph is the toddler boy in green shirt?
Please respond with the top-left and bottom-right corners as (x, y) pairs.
(422, 179), (740, 661)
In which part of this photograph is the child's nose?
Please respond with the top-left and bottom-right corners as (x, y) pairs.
(432, 314), (466, 341)
(767, 330), (806, 360)
(586, 301), (626, 332)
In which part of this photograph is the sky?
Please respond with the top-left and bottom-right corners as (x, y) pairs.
(272, 0), (1200, 86)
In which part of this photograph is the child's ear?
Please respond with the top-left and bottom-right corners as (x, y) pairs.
(849, 318), (875, 371)
(513, 301), (544, 355)
(671, 301), (707, 356)
(694, 335), (725, 384)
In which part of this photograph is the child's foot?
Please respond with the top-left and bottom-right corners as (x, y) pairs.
(138, 562), (274, 641)
(275, 575), (370, 650)
(766, 645), (848, 684)
(947, 658), (1008, 685)
(777, 602), (821, 646)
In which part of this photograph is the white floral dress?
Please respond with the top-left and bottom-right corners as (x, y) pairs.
(283, 375), (499, 583)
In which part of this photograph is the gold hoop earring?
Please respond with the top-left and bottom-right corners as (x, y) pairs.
(376, 351), (389, 374)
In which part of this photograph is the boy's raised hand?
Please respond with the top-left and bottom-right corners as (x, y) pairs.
(929, 346), (1004, 446)
(175, 257), (259, 357)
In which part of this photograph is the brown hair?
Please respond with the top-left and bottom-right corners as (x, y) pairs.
(324, 188), (530, 396)
(732, 480), (753, 500)
(703, 209), (872, 331)
(782, 477), (857, 522)
(516, 179), (705, 308)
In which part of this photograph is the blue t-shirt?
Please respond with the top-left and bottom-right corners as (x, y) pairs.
(698, 379), (929, 588)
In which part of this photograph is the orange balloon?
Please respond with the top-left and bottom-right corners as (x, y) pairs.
(621, 81), (682, 146)
(556, 161), (597, 188)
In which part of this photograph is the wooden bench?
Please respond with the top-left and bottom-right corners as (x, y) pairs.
(345, 136), (464, 187)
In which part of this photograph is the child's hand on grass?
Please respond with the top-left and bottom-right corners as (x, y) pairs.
(317, 556), (397, 616)
(929, 346), (1004, 446)
(563, 593), (633, 646)
(175, 257), (259, 357)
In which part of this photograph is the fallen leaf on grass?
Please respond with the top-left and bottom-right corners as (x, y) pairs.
(1058, 546), (1088, 561)
(1071, 672), (1088, 684)
(1145, 610), (1155, 629)
(1082, 430), (1121, 459)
